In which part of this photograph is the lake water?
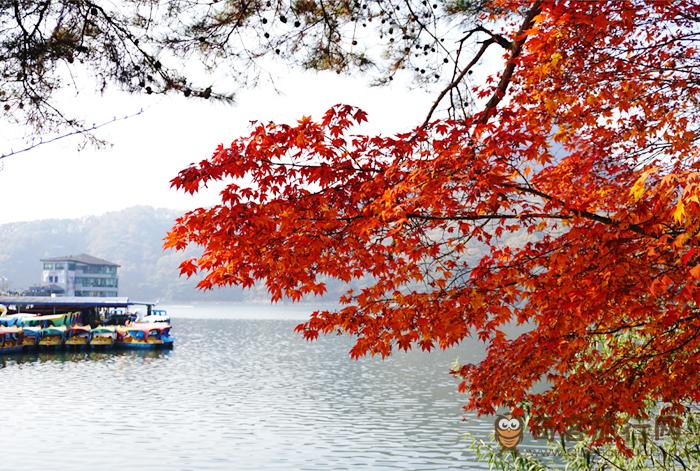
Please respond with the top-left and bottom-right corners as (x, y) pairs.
(0, 303), (546, 470)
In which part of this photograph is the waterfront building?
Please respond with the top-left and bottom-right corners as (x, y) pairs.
(40, 254), (119, 297)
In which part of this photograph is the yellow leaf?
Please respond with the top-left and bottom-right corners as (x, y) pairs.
(554, 127), (568, 142)
(630, 173), (648, 202)
(550, 52), (563, 66)
(673, 199), (686, 224)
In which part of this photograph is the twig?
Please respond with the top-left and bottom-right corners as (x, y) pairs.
(422, 37), (495, 128)
(0, 109), (144, 160)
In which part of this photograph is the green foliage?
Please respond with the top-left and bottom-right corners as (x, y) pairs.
(467, 432), (549, 470)
(467, 410), (700, 470)
(444, 0), (490, 16)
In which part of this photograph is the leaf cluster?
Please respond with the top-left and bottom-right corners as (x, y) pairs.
(166, 0), (700, 449)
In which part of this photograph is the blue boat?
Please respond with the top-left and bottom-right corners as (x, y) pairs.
(0, 326), (23, 354)
(21, 326), (41, 349)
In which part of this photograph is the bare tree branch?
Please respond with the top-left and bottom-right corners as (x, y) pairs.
(0, 109), (144, 160)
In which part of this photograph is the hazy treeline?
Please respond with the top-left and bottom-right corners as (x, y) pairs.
(0, 206), (512, 303)
(0, 206), (273, 302)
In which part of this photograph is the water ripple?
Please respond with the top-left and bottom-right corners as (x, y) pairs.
(0, 311), (494, 470)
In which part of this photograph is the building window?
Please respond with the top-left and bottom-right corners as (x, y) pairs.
(75, 277), (118, 288)
(78, 265), (116, 275)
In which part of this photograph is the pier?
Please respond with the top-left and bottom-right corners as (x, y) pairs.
(0, 296), (173, 351)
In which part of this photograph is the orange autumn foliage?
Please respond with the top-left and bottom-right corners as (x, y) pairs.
(166, 0), (700, 444)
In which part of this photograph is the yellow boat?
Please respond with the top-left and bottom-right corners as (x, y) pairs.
(65, 325), (92, 348)
(90, 326), (117, 348)
(21, 327), (41, 348)
(38, 326), (66, 348)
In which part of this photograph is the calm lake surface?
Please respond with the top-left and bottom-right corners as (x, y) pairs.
(0, 303), (546, 470)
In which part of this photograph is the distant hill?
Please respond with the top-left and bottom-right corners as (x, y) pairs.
(0, 205), (523, 303)
(0, 206), (255, 302)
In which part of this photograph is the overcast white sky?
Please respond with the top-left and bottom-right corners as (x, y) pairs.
(0, 68), (439, 224)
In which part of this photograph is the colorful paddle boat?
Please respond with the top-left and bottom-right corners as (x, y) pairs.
(0, 313), (36, 327)
(21, 326), (41, 349)
(117, 323), (174, 349)
(65, 325), (92, 348)
(0, 326), (23, 354)
(90, 326), (117, 348)
(22, 313), (76, 328)
(38, 325), (66, 348)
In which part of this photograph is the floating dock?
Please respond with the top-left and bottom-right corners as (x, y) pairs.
(0, 296), (174, 352)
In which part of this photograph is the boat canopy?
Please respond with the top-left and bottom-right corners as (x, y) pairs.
(67, 325), (91, 333)
(22, 313), (77, 327)
(0, 313), (36, 326)
(92, 326), (117, 339)
(128, 323), (170, 333)
(0, 326), (22, 335)
(41, 326), (67, 335)
(92, 326), (116, 334)
(123, 323), (171, 339)
(0, 297), (156, 315)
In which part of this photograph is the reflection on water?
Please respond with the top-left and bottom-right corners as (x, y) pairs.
(0, 349), (170, 367)
(0, 306), (496, 470)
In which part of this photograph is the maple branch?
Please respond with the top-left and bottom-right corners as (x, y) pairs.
(422, 0), (538, 128)
(461, 26), (512, 50)
(405, 212), (572, 221)
(587, 312), (699, 337)
(479, 0), (542, 120)
(257, 158), (382, 173)
(586, 321), (650, 336)
(634, 324), (700, 362)
(506, 183), (651, 237)
(422, 37), (495, 128)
